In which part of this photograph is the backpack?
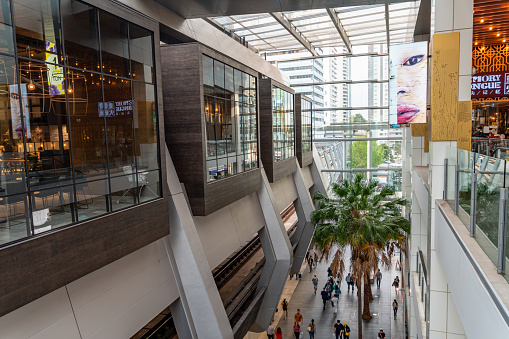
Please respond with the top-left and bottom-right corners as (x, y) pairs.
(282, 301), (288, 309)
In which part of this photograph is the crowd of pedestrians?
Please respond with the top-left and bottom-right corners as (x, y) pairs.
(266, 247), (401, 338)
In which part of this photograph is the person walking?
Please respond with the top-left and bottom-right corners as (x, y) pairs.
(331, 295), (339, 315)
(281, 298), (289, 319)
(378, 328), (386, 338)
(327, 266), (333, 277)
(267, 324), (275, 339)
(313, 252), (318, 267)
(393, 299), (399, 318)
(333, 319), (343, 339)
(307, 319), (316, 339)
(293, 322), (301, 339)
(275, 327), (283, 339)
(305, 251), (310, 262)
(294, 309), (303, 326)
(320, 288), (328, 310)
(345, 273), (352, 292)
(375, 269), (382, 289)
(312, 274), (319, 295)
(308, 256), (313, 272)
(392, 276), (400, 293)
(343, 322), (350, 339)
(326, 280), (333, 299)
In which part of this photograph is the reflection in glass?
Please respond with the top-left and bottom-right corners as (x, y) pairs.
(99, 11), (129, 78)
(0, 193), (29, 245)
(14, 0), (62, 63)
(0, 0), (14, 54)
(103, 75), (134, 175)
(273, 86), (294, 162)
(61, 0), (100, 71)
(133, 82), (158, 172)
(302, 98), (312, 153)
(203, 56), (258, 181)
(129, 23), (153, 83)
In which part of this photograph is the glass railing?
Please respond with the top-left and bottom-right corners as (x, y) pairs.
(445, 146), (509, 283)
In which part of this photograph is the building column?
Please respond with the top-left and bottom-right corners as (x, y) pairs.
(251, 164), (293, 332)
(427, 1), (473, 338)
(290, 159), (315, 275)
(163, 146), (233, 339)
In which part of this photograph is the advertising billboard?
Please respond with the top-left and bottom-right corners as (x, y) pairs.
(9, 84), (31, 139)
(389, 41), (428, 125)
(471, 71), (509, 99)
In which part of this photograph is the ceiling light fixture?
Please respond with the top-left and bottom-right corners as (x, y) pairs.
(489, 26), (493, 30)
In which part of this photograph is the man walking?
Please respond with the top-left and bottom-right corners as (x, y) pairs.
(281, 298), (288, 319)
(333, 320), (343, 339)
(312, 274), (319, 295)
(308, 256), (313, 272)
(378, 328), (386, 338)
(345, 273), (352, 292)
(267, 324), (275, 339)
(393, 299), (399, 318)
(313, 252), (318, 267)
(320, 288), (328, 310)
(294, 308), (303, 326)
(375, 269), (382, 289)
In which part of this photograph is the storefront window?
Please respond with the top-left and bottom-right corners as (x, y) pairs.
(202, 55), (258, 182)
(0, 0), (161, 247)
(273, 86), (294, 161)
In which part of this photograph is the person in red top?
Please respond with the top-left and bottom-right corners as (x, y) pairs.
(275, 327), (283, 339)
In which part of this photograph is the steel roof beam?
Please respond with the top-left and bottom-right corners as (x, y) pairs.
(270, 12), (317, 56)
(385, 3), (391, 46)
(326, 8), (352, 53)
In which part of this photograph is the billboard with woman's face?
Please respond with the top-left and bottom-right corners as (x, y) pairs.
(389, 41), (428, 125)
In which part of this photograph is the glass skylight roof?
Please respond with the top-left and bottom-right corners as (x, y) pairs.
(211, 1), (420, 54)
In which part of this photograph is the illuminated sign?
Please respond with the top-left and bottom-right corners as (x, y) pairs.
(45, 41), (65, 95)
(389, 41), (428, 125)
(9, 84), (31, 139)
(98, 100), (133, 117)
(471, 71), (509, 98)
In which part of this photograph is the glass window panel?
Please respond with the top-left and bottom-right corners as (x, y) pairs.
(0, 193), (29, 245)
(18, 60), (72, 186)
(234, 69), (242, 102)
(139, 169), (159, 203)
(203, 55), (214, 96)
(102, 75), (134, 175)
(129, 23), (153, 83)
(0, 55), (27, 191)
(76, 178), (109, 221)
(30, 184), (74, 231)
(214, 60), (224, 98)
(61, 0), (100, 71)
(14, 0), (63, 63)
(0, 0), (14, 54)
(132, 82), (158, 172)
(225, 65), (234, 100)
(99, 10), (129, 79)
(111, 172), (137, 209)
(69, 70), (108, 181)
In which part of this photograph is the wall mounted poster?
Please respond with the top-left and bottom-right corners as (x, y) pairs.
(9, 84), (31, 139)
(389, 41), (428, 125)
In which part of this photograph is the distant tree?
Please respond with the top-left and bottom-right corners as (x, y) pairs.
(350, 114), (367, 123)
(347, 140), (389, 170)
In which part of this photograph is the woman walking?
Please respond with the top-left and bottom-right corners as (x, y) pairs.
(293, 322), (301, 339)
(275, 327), (283, 339)
(307, 319), (316, 339)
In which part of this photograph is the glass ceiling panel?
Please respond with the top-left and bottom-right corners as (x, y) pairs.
(210, 1), (420, 53)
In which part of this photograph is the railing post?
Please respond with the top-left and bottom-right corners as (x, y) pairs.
(470, 173), (477, 237)
(454, 164), (460, 215)
(444, 158), (448, 200)
(498, 188), (508, 274)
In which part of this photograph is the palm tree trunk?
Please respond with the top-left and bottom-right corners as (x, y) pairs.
(366, 276), (374, 301)
(357, 279), (363, 339)
(362, 279), (372, 320)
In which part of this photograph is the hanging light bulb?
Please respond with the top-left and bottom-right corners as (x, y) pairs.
(28, 82), (35, 91)
(67, 86), (73, 94)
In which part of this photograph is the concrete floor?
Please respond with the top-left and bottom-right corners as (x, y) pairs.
(254, 248), (406, 339)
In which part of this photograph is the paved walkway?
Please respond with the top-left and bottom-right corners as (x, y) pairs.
(256, 248), (405, 339)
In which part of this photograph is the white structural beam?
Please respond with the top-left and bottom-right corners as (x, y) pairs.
(385, 3), (391, 46)
(270, 12), (317, 56)
(326, 8), (352, 53)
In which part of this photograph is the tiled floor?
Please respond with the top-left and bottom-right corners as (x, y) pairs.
(268, 248), (406, 339)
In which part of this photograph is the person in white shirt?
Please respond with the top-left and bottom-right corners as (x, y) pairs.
(267, 324), (275, 339)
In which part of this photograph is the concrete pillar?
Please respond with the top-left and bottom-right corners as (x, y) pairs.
(290, 159), (315, 275)
(251, 164), (293, 332)
(164, 146), (233, 338)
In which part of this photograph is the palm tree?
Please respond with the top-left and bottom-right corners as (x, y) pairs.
(311, 174), (410, 339)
